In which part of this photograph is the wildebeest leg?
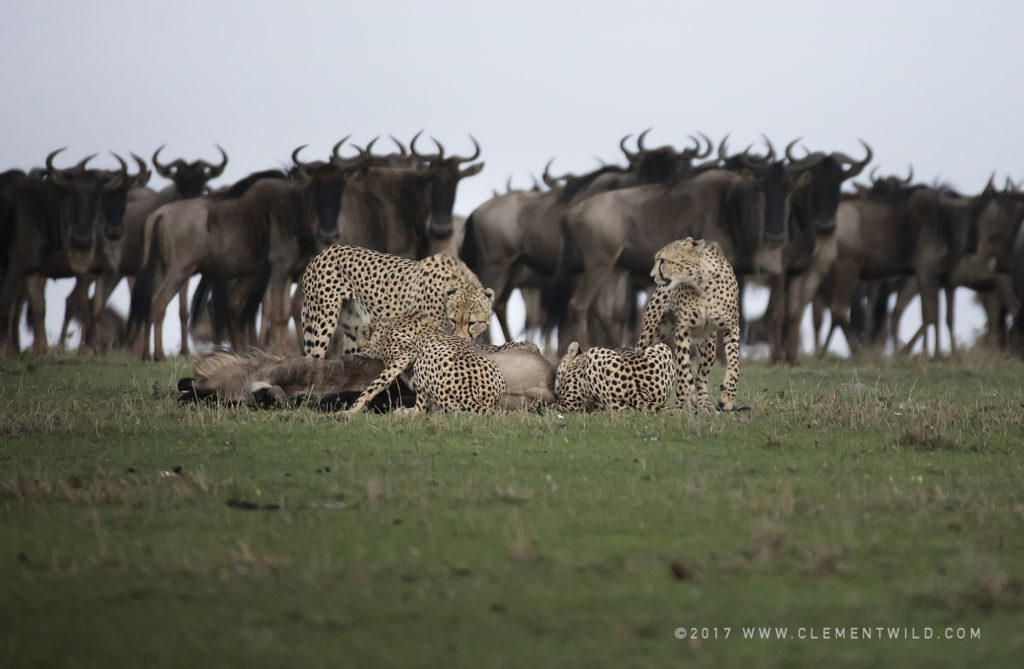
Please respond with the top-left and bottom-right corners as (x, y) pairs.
(290, 283), (305, 354)
(592, 271), (629, 348)
(766, 274), (787, 363)
(694, 337), (717, 412)
(177, 284), (191, 357)
(566, 262), (615, 351)
(903, 274), (940, 358)
(719, 323), (741, 411)
(944, 286), (957, 356)
(890, 278), (918, 353)
(265, 271), (292, 357)
(58, 277), (89, 352)
(150, 269), (192, 362)
(345, 353), (416, 415)
(672, 328), (694, 410)
(25, 275), (48, 355)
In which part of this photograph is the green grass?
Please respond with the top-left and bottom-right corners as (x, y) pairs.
(2, 351), (1023, 668)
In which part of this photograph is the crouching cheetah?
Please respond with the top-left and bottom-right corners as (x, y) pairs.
(637, 237), (741, 411)
(555, 341), (674, 412)
(301, 245), (494, 357)
(346, 312), (506, 415)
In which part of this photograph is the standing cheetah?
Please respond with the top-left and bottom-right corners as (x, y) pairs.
(300, 245), (493, 357)
(636, 237), (742, 411)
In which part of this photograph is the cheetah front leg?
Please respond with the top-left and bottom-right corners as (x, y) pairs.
(718, 324), (741, 411)
(345, 352), (416, 415)
(672, 328), (694, 410)
(693, 337), (717, 412)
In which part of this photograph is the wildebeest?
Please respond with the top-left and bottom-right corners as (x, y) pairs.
(127, 141), (371, 360)
(0, 149), (133, 355)
(337, 132), (484, 259)
(763, 139), (873, 363)
(817, 178), (984, 356)
(177, 349), (414, 411)
(54, 145), (228, 353)
(460, 132), (711, 343)
(550, 146), (815, 352)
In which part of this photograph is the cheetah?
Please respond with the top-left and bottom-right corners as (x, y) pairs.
(345, 312), (506, 415)
(555, 341), (674, 412)
(300, 245), (494, 358)
(636, 237), (741, 411)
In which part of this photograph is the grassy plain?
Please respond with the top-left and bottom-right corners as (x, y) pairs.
(1, 352), (1023, 668)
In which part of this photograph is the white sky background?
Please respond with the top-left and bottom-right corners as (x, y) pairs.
(3, 0), (1021, 353)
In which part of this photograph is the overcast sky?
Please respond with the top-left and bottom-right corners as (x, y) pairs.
(4, 0), (1020, 351)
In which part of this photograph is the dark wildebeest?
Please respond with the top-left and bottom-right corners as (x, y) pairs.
(763, 139), (873, 363)
(818, 176), (988, 357)
(336, 132), (484, 260)
(551, 146), (815, 352)
(127, 142), (370, 360)
(0, 149), (133, 355)
(56, 145), (229, 353)
(461, 131), (712, 343)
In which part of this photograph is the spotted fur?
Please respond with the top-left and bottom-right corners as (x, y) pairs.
(637, 237), (741, 411)
(300, 245), (494, 358)
(555, 341), (674, 412)
(345, 312), (506, 415)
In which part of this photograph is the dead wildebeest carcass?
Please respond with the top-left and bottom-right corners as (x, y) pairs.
(177, 350), (414, 412)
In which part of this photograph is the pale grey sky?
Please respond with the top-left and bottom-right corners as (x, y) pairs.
(4, 0), (1020, 351)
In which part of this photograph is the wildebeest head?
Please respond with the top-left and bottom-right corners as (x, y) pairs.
(152, 144), (228, 198)
(293, 138), (370, 245)
(785, 139), (873, 233)
(97, 153), (149, 242)
(620, 129), (714, 184)
(972, 174), (1024, 271)
(46, 149), (128, 269)
(410, 132), (484, 239)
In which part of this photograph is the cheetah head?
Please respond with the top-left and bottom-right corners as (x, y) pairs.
(445, 286), (495, 339)
(651, 237), (708, 294)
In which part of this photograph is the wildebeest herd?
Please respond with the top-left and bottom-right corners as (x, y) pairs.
(3, 131), (1024, 412)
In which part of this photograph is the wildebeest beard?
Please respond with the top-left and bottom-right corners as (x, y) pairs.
(719, 181), (764, 266)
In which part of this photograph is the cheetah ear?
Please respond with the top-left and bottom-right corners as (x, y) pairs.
(356, 323), (372, 340)
(483, 287), (495, 304)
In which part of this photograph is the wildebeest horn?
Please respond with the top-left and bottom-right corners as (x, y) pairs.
(505, 175), (513, 193)
(619, 134), (637, 161)
(695, 132), (713, 159)
(870, 165), (882, 183)
(902, 164), (914, 185)
(1003, 176), (1017, 193)
(835, 139), (873, 179)
(74, 154), (98, 170)
(785, 138), (804, 163)
(292, 145), (314, 168)
(205, 144), (229, 177)
(636, 128), (653, 153)
(130, 153), (151, 187)
(46, 148), (71, 186)
(717, 135), (731, 163)
(410, 130), (442, 162)
(542, 159), (572, 187)
(329, 135), (353, 162)
(452, 134), (481, 164)
(390, 135), (408, 156)
(152, 144), (174, 177)
(531, 174), (541, 191)
(984, 172), (997, 193)
(542, 158), (560, 187)
(760, 134), (776, 161)
(103, 153), (129, 191)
